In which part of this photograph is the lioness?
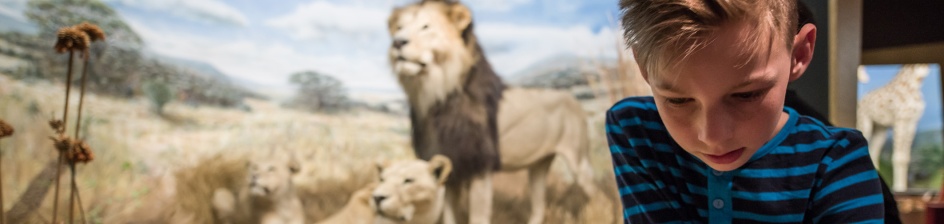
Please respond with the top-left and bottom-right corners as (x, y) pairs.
(387, 1), (595, 224)
(372, 155), (452, 224)
(212, 157), (305, 224)
(314, 183), (378, 224)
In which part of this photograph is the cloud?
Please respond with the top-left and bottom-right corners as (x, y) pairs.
(125, 18), (399, 101)
(466, 0), (534, 12)
(105, 0), (249, 26)
(0, 0), (27, 21)
(475, 23), (621, 75)
(266, 1), (390, 42)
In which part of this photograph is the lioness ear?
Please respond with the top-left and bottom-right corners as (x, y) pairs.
(448, 3), (472, 32)
(428, 155), (452, 185)
(375, 160), (387, 176)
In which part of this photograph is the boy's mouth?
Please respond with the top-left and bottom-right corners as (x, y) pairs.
(704, 147), (745, 165)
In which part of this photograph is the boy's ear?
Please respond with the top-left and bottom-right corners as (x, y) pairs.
(790, 23), (817, 81)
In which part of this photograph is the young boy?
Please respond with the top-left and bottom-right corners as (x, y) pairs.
(607, 0), (884, 223)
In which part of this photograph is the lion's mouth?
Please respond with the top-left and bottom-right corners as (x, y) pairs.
(396, 56), (427, 68)
(375, 207), (407, 221)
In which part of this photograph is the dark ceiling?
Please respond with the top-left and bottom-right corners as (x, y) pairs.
(862, 0), (944, 50)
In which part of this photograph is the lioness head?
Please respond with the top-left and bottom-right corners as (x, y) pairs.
(246, 157), (300, 199)
(371, 155), (452, 222)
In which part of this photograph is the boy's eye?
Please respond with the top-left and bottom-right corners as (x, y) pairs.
(665, 98), (693, 105)
(731, 90), (765, 102)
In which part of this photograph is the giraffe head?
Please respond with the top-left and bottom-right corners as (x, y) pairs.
(899, 64), (931, 83)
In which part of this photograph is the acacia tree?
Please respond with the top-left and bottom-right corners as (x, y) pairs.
(288, 71), (350, 113)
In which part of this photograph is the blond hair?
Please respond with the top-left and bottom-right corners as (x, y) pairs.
(619, 0), (797, 77)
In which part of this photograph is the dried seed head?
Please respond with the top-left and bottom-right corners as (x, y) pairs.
(69, 140), (94, 163)
(0, 119), (13, 138)
(54, 26), (90, 54)
(50, 134), (73, 153)
(75, 22), (105, 42)
(49, 119), (64, 134)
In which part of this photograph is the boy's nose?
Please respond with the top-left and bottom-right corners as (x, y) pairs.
(698, 106), (734, 147)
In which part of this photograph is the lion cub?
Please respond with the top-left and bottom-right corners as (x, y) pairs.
(314, 183), (378, 224)
(212, 157), (305, 224)
(372, 155), (452, 224)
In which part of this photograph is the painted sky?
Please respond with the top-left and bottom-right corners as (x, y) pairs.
(859, 64), (943, 131)
(0, 0), (624, 100)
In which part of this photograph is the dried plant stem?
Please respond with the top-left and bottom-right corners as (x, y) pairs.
(52, 152), (64, 223)
(61, 51), (74, 133)
(52, 50), (75, 224)
(75, 58), (89, 138)
(71, 183), (87, 224)
(68, 162), (76, 224)
(68, 41), (94, 224)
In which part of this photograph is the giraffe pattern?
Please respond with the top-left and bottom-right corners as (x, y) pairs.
(857, 64), (931, 192)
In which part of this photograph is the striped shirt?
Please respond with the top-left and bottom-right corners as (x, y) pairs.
(607, 96), (884, 223)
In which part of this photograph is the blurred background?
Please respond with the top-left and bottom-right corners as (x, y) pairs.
(0, 0), (644, 223)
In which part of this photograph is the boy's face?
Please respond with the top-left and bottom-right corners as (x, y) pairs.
(642, 21), (814, 171)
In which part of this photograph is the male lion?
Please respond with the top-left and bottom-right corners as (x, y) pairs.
(387, 1), (596, 224)
(212, 156), (305, 224)
(372, 155), (452, 224)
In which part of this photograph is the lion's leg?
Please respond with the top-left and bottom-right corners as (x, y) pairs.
(559, 147), (598, 197)
(443, 187), (459, 224)
(469, 171), (493, 224)
(211, 188), (236, 224)
(527, 158), (554, 224)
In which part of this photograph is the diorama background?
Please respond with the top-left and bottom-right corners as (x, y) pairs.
(0, 0), (631, 222)
(858, 64), (944, 191)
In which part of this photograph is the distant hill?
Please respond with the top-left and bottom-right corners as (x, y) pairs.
(510, 54), (617, 89)
(146, 51), (233, 83)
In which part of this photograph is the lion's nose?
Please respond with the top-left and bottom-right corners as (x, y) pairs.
(393, 39), (409, 49)
(373, 195), (387, 205)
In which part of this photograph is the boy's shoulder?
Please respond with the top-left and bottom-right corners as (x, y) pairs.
(786, 110), (869, 155)
(793, 111), (866, 141)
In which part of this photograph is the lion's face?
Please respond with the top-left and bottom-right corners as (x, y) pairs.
(371, 155), (452, 222)
(246, 158), (300, 199)
(387, 1), (473, 77)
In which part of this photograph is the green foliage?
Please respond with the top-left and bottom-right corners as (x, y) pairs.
(287, 71), (350, 113)
(911, 144), (944, 189)
(25, 0), (143, 48)
(143, 80), (173, 115)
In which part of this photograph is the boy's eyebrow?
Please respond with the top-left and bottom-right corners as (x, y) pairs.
(654, 72), (776, 93)
(654, 81), (681, 93)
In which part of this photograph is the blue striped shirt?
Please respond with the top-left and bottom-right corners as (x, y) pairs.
(607, 96), (884, 223)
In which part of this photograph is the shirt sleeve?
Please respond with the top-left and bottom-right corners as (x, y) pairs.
(809, 131), (885, 223)
(606, 107), (689, 223)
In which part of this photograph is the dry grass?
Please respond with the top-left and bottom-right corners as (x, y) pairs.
(0, 73), (622, 223)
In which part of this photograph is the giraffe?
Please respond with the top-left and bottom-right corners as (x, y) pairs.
(857, 64), (931, 192)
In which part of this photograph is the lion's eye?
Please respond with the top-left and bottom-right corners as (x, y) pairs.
(268, 167), (275, 172)
(422, 24), (428, 30)
(404, 178), (414, 184)
(397, 25), (403, 30)
(380, 177), (385, 182)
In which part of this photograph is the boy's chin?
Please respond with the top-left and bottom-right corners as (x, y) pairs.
(700, 155), (750, 172)
(704, 161), (747, 172)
